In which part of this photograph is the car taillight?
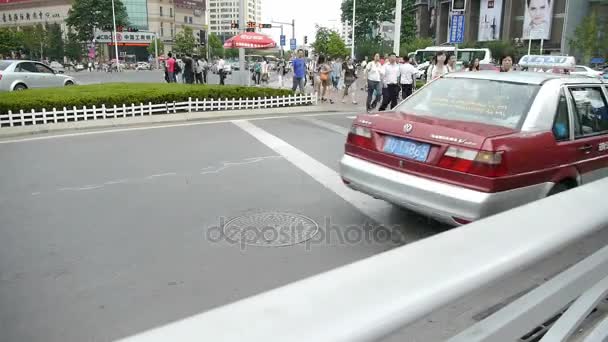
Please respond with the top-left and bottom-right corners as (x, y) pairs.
(347, 125), (375, 150)
(438, 147), (507, 177)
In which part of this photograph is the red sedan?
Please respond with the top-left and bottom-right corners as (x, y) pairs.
(340, 71), (608, 225)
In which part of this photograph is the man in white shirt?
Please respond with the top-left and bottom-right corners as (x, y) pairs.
(399, 55), (420, 99)
(217, 57), (226, 85)
(379, 53), (401, 111)
(365, 53), (384, 112)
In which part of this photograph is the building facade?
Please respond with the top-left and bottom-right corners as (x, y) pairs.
(208, 0), (261, 41)
(0, 0), (71, 34)
(413, 0), (608, 61)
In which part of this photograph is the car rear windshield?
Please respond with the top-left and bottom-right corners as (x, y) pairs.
(395, 78), (540, 129)
(0, 61), (12, 71)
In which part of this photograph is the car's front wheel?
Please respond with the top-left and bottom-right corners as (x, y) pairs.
(65, 81), (74, 86)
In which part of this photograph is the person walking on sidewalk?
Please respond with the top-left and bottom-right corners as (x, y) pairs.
(399, 55), (419, 100)
(379, 53), (400, 111)
(342, 56), (358, 104)
(217, 57), (226, 85)
(365, 53), (384, 112)
(291, 49), (307, 94)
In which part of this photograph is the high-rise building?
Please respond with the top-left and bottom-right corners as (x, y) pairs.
(208, 0), (262, 41)
(340, 21), (353, 48)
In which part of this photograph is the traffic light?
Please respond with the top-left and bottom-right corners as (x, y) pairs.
(246, 28), (255, 32)
(247, 21), (256, 29)
(304, 35), (308, 44)
(199, 29), (206, 47)
(127, 27), (139, 32)
(258, 23), (271, 29)
(230, 22), (239, 29)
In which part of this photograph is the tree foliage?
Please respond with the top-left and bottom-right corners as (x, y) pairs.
(147, 38), (165, 57)
(173, 26), (197, 56)
(311, 26), (349, 59)
(341, 0), (417, 55)
(45, 23), (65, 61)
(0, 28), (21, 57)
(66, 0), (129, 42)
(569, 12), (606, 64)
(65, 29), (84, 61)
(208, 33), (224, 58)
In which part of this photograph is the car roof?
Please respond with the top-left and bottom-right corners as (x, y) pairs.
(443, 71), (605, 85)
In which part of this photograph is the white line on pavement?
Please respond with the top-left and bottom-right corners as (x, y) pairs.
(0, 111), (359, 145)
(347, 116), (357, 119)
(232, 120), (395, 226)
(298, 117), (349, 136)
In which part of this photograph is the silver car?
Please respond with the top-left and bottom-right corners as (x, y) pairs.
(0, 60), (76, 91)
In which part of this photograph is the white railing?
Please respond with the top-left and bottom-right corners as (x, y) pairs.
(0, 94), (317, 128)
(118, 178), (608, 342)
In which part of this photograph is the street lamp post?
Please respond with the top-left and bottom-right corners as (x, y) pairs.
(393, 0), (401, 55)
(351, 0), (356, 59)
(111, 0), (120, 71)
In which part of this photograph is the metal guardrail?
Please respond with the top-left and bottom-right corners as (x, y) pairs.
(119, 178), (608, 342)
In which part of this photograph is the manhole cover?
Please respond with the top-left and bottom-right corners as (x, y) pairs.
(223, 212), (319, 247)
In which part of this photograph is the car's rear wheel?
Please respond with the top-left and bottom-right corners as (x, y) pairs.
(547, 181), (575, 196)
(65, 81), (74, 86)
(13, 84), (27, 91)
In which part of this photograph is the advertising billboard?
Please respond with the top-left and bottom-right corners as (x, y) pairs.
(478, 0), (502, 41)
(174, 0), (205, 11)
(522, 0), (554, 40)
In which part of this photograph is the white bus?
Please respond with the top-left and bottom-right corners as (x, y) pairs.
(413, 46), (493, 65)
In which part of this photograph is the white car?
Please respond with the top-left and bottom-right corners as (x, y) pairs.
(571, 65), (602, 78)
(0, 60), (76, 91)
(50, 61), (65, 74)
(136, 62), (151, 71)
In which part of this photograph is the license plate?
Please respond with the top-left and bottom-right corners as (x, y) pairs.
(383, 136), (431, 162)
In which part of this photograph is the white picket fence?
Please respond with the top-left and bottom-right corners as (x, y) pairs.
(0, 94), (317, 128)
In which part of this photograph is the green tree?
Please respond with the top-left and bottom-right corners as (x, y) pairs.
(311, 26), (349, 59)
(46, 23), (64, 61)
(66, 0), (129, 42)
(0, 28), (21, 57)
(208, 33), (224, 58)
(147, 38), (165, 57)
(65, 30), (84, 61)
(569, 12), (605, 65)
(21, 24), (46, 60)
(173, 26), (197, 55)
(341, 0), (417, 45)
(400, 37), (433, 57)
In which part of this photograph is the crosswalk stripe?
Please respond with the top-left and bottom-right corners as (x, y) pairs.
(298, 117), (349, 136)
(232, 119), (398, 227)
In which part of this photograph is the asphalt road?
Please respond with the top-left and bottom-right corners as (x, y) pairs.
(1, 111), (607, 342)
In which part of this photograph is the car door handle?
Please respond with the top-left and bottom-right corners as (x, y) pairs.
(578, 145), (593, 154)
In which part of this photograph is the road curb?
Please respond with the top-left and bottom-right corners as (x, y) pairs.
(0, 105), (345, 138)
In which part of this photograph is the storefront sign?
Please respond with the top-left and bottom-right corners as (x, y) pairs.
(478, 0), (502, 41)
(94, 31), (156, 44)
(1, 11), (62, 23)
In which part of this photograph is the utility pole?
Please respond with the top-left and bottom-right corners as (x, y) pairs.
(351, 0), (356, 59)
(154, 33), (159, 69)
(238, 0), (245, 85)
(272, 19), (295, 49)
(393, 0), (401, 55)
(111, 0), (120, 71)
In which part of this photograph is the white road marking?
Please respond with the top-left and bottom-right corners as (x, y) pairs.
(298, 117), (349, 136)
(232, 120), (395, 226)
(0, 112), (358, 145)
(347, 115), (357, 119)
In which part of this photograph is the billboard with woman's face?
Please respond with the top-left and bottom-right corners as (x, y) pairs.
(522, 0), (554, 40)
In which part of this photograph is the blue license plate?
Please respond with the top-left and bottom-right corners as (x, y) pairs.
(383, 136), (431, 162)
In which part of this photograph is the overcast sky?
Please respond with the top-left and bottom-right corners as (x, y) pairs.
(260, 0), (342, 48)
